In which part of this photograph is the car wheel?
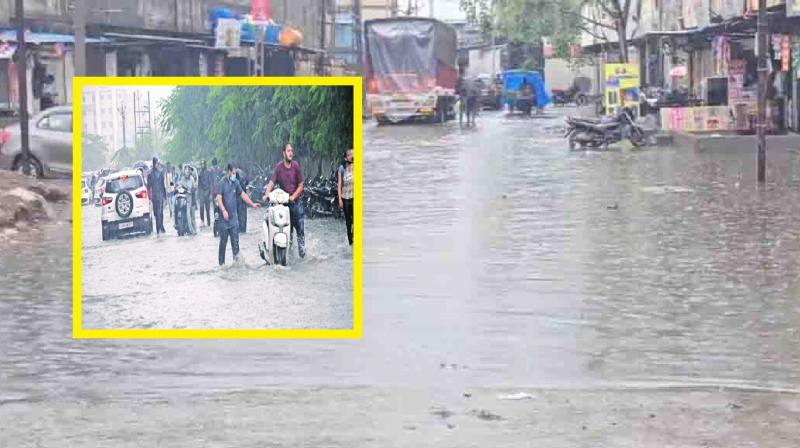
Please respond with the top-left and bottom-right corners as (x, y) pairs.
(116, 191), (133, 219)
(13, 156), (43, 179)
(101, 221), (109, 241)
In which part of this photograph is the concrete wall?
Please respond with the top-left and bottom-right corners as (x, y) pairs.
(544, 58), (595, 91)
(465, 47), (501, 78)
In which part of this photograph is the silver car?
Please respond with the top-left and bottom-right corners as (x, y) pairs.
(0, 105), (72, 178)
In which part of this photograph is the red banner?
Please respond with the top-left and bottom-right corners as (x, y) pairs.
(251, 0), (271, 23)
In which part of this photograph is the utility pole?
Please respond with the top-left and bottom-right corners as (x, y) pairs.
(429, 0), (434, 18)
(74, 0), (87, 76)
(15, 0), (31, 175)
(756, 0), (767, 184)
(118, 101), (127, 151)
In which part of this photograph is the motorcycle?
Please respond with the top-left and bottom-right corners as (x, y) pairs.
(565, 107), (646, 150)
(551, 85), (589, 107)
(174, 185), (190, 236)
(258, 188), (292, 266)
(304, 172), (342, 220)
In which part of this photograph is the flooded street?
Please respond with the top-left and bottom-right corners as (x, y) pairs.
(2, 110), (800, 446)
(81, 206), (353, 329)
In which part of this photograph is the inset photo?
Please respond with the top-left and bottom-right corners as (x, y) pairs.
(73, 77), (361, 338)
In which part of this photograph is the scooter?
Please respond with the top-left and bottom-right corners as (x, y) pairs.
(258, 188), (292, 266)
(174, 185), (190, 236)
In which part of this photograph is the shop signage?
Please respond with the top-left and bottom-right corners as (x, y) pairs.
(781, 35), (791, 72)
(604, 63), (640, 116)
(728, 59), (745, 103)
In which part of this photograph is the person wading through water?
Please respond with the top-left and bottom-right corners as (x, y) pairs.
(264, 143), (306, 258)
(198, 160), (212, 227)
(146, 157), (168, 236)
(216, 162), (260, 265)
(337, 148), (354, 246)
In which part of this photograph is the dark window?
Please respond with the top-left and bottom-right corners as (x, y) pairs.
(105, 175), (144, 193)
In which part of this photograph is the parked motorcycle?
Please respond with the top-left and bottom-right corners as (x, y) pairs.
(565, 107), (646, 150)
(304, 171), (342, 220)
(258, 188), (292, 266)
(551, 85), (589, 107)
(174, 185), (190, 236)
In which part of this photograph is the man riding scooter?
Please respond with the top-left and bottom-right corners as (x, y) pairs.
(263, 143), (306, 259)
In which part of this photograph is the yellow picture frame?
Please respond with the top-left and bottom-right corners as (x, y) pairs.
(72, 76), (363, 339)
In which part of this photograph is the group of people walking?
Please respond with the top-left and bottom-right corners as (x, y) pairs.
(142, 144), (355, 267)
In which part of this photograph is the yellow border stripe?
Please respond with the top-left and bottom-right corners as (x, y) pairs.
(72, 76), (363, 339)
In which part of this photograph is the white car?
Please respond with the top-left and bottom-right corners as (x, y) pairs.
(81, 178), (91, 206)
(100, 170), (153, 241)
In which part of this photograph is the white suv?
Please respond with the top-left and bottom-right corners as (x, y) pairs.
(100, 170), (153, 240)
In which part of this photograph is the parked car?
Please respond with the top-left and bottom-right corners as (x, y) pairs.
(476, 74), (503, 110)
(0, 105), (72, 178)
(100, 170), (153, 241)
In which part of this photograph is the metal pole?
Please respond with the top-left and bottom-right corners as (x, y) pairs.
(756, 0), (767, 184)
(429, 0), (434, 17)
(119, 102), (126, 150)
(256, 25), (264, 76)
(74, 0), (87, 76)
(15, 0), (30, 175)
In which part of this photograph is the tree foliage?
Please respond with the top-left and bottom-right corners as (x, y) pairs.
(159, 86), (354, 174)
(82, 134), (108, 172)
(460, 0), (636, 62)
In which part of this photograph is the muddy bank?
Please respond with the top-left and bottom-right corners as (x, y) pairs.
(0, 172), (70, 239)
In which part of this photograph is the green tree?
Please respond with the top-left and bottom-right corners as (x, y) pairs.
(460, 0), (638, 63)
(82, 134), (108, 172)
(160, 86), (354, 175)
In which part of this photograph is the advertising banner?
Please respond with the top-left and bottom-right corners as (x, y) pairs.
(604, 63), (640, 116)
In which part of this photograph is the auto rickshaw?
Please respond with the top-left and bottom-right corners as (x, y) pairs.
(502, 70), (551, 115)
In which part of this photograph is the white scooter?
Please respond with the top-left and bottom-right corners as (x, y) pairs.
(259, 188), (292, 266)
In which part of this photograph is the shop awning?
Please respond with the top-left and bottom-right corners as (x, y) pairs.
(0, 30), (110, 44)
(101, 32), (205, 45)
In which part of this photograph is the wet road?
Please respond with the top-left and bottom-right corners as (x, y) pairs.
(80, 205), (353, 329)
(2, 110), (800, 446)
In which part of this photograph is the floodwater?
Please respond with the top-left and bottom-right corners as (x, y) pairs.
(2, 110), (800, 446)
(80, 205), (353, 329)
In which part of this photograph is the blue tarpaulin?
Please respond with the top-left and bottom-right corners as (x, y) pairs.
(0, 30), (110, 44)
(502, 70), (551, 108)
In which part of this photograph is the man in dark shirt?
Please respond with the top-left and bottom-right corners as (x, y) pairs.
(216, 162), (260, 265)
(146, 157), (168, 235)
(197, 160), (212, 227)
(264, 143), (305, 258)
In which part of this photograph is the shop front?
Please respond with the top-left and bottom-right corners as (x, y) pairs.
(660, 29), (795, 135)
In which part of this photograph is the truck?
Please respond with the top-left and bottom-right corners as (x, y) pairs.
(364, 17), (458, 124)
